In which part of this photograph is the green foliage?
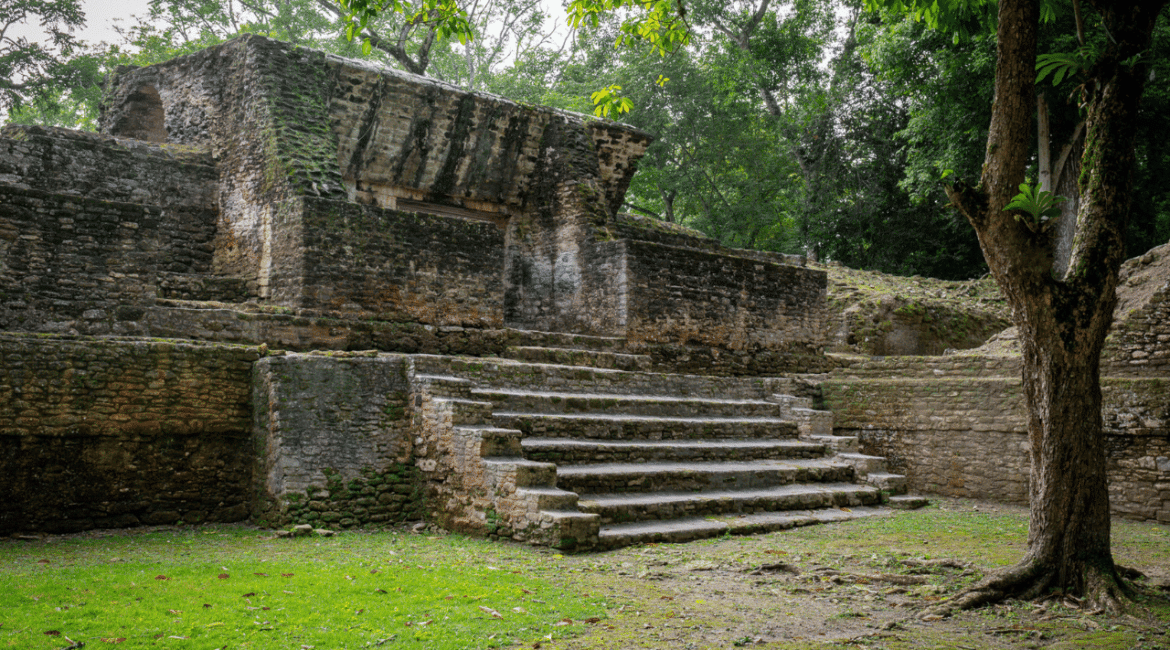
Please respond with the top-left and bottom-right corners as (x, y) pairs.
(1003, 183), (1066, 231)
(567, 0), (690, 56)
(340, 0), (474, 51)
(590, 84), (634, 117)
(1035, 45), (1096, 86)
(0, 0), (87, 116)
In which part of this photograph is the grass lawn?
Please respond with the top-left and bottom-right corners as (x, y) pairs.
(2, 498), (1168, 649)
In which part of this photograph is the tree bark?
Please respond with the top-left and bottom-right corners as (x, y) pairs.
(938, 0), (1165, 613)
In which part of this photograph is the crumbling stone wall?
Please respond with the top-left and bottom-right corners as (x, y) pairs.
(823, 355), (1170, 524)
(251, 353), (419, 527)
(623, 240), (829, 352)
(298, 198), (504, 324)
(0, 126), (225, 331)
(0, 335), (261, 534)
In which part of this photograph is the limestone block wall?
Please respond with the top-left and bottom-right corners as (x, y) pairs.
(251, 353), (420, 528)
(0, 335), (261, 534)
(0, 126), (223, 331)
(623, 240), (829, 353)
(503, 117), (630, 336)
(297, 197), (505, 325)
(823, 356), (1170, 524)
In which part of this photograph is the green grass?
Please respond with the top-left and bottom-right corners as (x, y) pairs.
(0, 527), (610, 649)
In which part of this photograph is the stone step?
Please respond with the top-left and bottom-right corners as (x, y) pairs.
(412, 354), (770, 399)
(767, 393), (814, 411)
(454, 425), (522, 457)
(414, 373), (473, 399)
(808, 434), (859, 453)
(514, 486), (580, 510)
(888, 494), (930, 510)
(791, 407), (834, 437)
(556, 459), (855, 495)
(597, 506), (885, 549)
(504, 346), (652, 372)
(506, 329), (627, 352)
(474, 388), (787, 418)
(578, 482), (881, 524)
(522, 438), (829, 464)
(495, 413), (799, 441)
(483, 458), (558, 488)
(865, 472), (908, 495)
(837, 453), (888, 478)
(438, 398), (494, 425)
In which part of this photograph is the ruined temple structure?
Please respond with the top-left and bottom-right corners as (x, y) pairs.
(1, 35), (1164, 544)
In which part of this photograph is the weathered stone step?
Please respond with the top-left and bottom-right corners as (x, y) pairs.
(411, 354), (770, 400)
(436, 397), (494, 425)
(888, 494), (930, 510)
(809, 434), (859, 453)
(414, 373), (473, 399)
(504, 346), (652, 372)
(506, 329), (627, 352)
(837, 453), (888, 477)
(453, 425), (522, 457)
(556, 459), (855, 494)
(474, 388), (787, 418)
(522, 438), (829, 464)
(597, 506), (885, 549)
(495, 412), (799, 441)
(865, 472), (907, 495)
(482, 458), (558, 488)
(578, 482), (882, 524)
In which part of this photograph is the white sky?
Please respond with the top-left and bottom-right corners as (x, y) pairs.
(79, 0), (155, 44)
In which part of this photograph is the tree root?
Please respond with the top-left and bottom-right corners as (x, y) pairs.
(919, 559), (1134, 619)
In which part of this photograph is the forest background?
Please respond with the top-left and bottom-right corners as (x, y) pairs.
(4, 0), (1169, 280)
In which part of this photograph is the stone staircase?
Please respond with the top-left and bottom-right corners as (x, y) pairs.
(410, 330), (925, 550)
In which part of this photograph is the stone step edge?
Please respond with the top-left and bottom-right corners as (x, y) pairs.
(474, 388), (781, 407)
(579, 482), (880, 508)
(597, 506), (887, 545)
(556, 458), (851, 476)
(506, 345), (650, 360)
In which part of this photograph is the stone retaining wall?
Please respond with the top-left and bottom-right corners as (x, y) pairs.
(624, 240), (829, 354)
(251, 353), (421, 528)
(0, 335), (261, 534)
(823, 359), (1170, 523)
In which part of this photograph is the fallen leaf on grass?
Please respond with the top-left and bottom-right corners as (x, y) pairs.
(478, 606), (504, 619)
(217, 574), (229, 580)
(203, 604), (213, 608)
(253, 573), (269, 577)
(44, 630), (61, 636)
(155, 575), (169, 581)
(37, 559), (50, 564)
(375, 588), (388, 594)
(281, 573), (294, 578)
(584, 617), (601, 624)
(554, 618), (573, 627)
(512, 607), (528, 614)
(242, 592), (256, 598)
(167, 609), (182, 615)
(99, 637), (126, 643)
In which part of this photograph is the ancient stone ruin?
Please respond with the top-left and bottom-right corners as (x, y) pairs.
(1, 35), (1165, 546)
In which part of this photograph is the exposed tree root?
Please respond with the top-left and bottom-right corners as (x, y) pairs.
(919, 559), (1135, 619)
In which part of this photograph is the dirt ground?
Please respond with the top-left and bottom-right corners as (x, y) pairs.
(536, 498), (1170, 650)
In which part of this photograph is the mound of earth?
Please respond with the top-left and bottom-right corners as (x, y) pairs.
(817, 263), (1012, 356)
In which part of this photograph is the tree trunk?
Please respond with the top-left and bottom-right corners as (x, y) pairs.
(939, 0), (1165, 613)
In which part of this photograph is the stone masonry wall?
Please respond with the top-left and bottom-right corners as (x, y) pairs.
(623, 240), (829, 353)
(823, 357), (1170, 524)
(252, 353), (421, 528)
(0, 335), (261, 534)
(297, 197), (505, 324)
(0, 125), (223, 331)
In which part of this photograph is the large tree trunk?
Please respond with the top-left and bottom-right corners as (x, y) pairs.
(940, 0), (1165, 613)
